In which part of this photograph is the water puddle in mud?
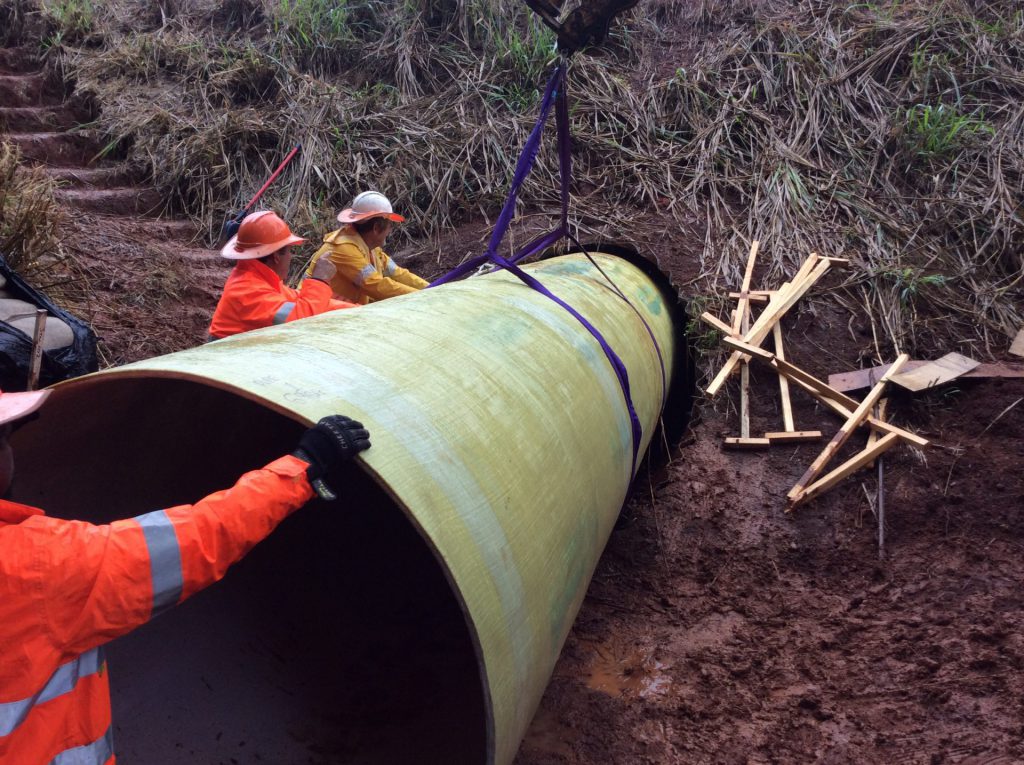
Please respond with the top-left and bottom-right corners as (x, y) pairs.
(582, 642), (672, 699)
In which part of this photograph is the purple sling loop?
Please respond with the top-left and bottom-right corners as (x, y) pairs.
(429, 62), (664, 476)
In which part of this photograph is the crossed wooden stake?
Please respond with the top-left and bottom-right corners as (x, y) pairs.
(701, 243), (929, 510)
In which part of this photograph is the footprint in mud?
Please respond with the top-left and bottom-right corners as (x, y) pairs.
(582, 639), (672, 699)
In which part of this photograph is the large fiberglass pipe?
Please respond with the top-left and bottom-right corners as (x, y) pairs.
(12, 248), (694, 765)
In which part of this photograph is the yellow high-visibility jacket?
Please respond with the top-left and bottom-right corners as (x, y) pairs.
(304, 225), (429, 304)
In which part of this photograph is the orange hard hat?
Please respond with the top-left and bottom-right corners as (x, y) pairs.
(0, 388), (50, 427)
(220, 210), (306, 260)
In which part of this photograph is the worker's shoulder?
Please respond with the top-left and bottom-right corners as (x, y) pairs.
(325, 238), (368, 262)
(324, 228), (365, 250)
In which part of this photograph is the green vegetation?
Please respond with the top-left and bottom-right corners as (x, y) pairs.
(904, 104), (993, 160)
(684, 294), (729, 356)
(273, 0), (361, 73)
(882, 267), (949, 305)
(42, 0), (95, 44)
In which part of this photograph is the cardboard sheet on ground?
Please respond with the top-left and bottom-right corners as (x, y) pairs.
(889, 352), (979, 392)
(1011, 328), (1024, 358)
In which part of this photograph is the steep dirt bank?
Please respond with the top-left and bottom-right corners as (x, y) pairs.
(0, 42), (228, 364)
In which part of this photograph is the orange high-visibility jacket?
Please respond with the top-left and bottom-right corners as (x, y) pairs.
(208, 259), (356, 339)
(304, 226), (429, 305)
(0, 455), (313, 764)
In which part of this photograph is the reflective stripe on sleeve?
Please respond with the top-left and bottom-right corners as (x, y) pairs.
(384, 259), (397, 276)
(272, 301), (296, 325)
(49, 725), (114, 765)
(134, 510), (184, 618)
(0, 649), (104, 737)
(353, 264), (376, 286)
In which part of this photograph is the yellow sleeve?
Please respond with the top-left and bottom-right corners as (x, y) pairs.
(354, 251), (422, 300)
(310, 242), (372, 298)
(383, 255), (430, 290)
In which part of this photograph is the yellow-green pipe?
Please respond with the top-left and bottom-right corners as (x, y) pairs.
(12, 249), (693, 764)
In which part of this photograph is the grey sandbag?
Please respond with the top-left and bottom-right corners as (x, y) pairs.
(0, 254), (98, 390)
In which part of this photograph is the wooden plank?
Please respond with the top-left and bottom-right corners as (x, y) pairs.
(706, 256), (830, 396)
(791, 252), (823, 285)
(764, 430), (823, 442)
(722, 337), (930, 447)
(792, 432), (900, 508)
(867, 397), (888, 448)
(729, 291), (769, 303)
(737, 248), (756, 440)
(889, 352), (980, 392)
(786, 354), (910, 510)
(786, 374), (929, 448)
(28, 309), (46, 392)
(1010, 327), (1024, 358)
(773, 322), (795, 432)
(724, 336), (855, 405)
(721, 335), (775, 361)
(699, 311), (734, 336)
(723, 437), (771, 450)
(731, 240), (760, 335)
(828, 360), (1024, 393)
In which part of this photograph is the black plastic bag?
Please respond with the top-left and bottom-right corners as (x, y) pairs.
(0, 254), (98, 390)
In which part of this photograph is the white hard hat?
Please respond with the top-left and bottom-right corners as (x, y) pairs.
(336, 191), (405, 224)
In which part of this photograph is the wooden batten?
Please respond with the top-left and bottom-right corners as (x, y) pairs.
(700, 311), (735, 336)
(790, 432), (900, 509)
(785, 354), (910, 509)
(724, 437), (771, 450)
(765, 431), (823, 443)
(706, 254), (831, 396)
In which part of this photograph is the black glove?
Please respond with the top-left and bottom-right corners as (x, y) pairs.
(294, 415), (371, 483)
(221, 210), (247, 242)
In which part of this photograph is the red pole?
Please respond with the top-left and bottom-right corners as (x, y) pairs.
(245, 144), (301, 211)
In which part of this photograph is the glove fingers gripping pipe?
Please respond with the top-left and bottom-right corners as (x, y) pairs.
(11, 247), (694, 765)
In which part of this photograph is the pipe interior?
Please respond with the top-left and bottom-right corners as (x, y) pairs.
(11, 377), (487, 765)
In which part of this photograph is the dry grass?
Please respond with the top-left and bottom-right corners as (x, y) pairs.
(31, 0), (1024, 360)
(0, 141), (65, 273)
(664, 0), (1024, 359)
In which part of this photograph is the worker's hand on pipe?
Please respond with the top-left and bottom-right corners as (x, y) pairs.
(309, 257), (337, 283)
(294, 415), (371, 485)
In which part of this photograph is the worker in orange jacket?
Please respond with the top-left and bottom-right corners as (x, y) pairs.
(208, 210), (358, 340)
(304, 191), (429, 304)
(0, 387), (370, 764)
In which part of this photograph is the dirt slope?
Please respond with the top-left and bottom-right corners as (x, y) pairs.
(0, 44), (228, 364)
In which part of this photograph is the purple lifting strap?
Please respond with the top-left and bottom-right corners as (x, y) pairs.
(429, 63), (657, 475)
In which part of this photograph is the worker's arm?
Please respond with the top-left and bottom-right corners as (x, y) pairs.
(218, 275), (340, 331)
(326, 244), (420, 300)
(28, 417), (370, 657)
(282, 278), (343, 322)
(382, 254), (429, 290)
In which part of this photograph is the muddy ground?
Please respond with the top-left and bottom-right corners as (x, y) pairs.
(516, 362), (1024, 764)
(93, 220), (1024, 764)
(19, 157), (1024, 765)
